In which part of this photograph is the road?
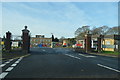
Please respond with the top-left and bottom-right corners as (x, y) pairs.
(0, 47), (119, 79)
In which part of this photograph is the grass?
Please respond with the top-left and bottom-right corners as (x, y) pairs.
(102, 51), (119, 54)
(1, 49), (29, 61)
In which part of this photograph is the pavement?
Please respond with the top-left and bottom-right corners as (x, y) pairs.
(0, 47), (119, 80)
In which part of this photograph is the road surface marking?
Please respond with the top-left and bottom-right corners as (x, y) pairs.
(5, 61), (10, 64)
(15, 61), (20, 64)
(5, 67), (14, 71)
(0, 59), (14, 67)
(78, 54), (86, 57)
(9, 59), (13, 61)
(64, 54), (80, 59)
(97, 64), (120, 73)
(0, 64), (6, 67)
(11, 64), (17, 67)
(79, 54), (96, 58)
(74, 57), (81, 59)
(43, 49), (45, 51)
(0, 72), (8, 78)
(86, 56), (96, 57)
(17, 57), (23, 61)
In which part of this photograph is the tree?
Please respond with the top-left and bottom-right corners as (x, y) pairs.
(100, 26), (110, 35)
(91, 26), (101, 35)
(54, 37), (59, 42)
(75, 26), (90, 39)
(59, 36), (65, 43)
(106, 26), (118, 35)
(91, 26), (110, 35)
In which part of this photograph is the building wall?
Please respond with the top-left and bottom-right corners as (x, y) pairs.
(31, 37), (52, 47)
(76, 38), (117, 51)
(102, 39), (115, 51)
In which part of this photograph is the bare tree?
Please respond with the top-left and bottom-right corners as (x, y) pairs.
(75, 26), (90, 39)
(91, 26), (110, 35)
(106, 26), (118, 35)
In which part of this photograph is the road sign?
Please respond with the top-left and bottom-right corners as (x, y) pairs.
(12, 42), (18, 47)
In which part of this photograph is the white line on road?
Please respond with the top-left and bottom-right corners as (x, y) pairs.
(15, 61), (20, 64)
(5, 67), (14, 71)
(0, 64), (6, 67)
(43, 50), (46, 51)
(11, 64), (17, 67)
(9, 59), (13, 61)
(79, 54), (96, 58)
(17, 57), (23, 61)
(0, 59), (14, 68)
(79, 54), (86, 57)
(0, 72), (8, 79)
(0, 57), (24, 79)
(74, 57), (81, 59)
(64, 54), (80, 59)
(5, 61), (10, 64)
(97, 64), (120, 73)
(86, 56), (96, 57)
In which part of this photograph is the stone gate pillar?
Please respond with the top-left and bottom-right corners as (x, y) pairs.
(5, 31), (12, 52)
(22, 26), (30, 53)
(97, 35), (104, 52)
(84, 32), (92, 53)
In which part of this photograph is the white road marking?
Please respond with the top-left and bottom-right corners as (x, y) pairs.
(15, 61), (20, 64)
(5, 67), (14, 71)
(64, 54), (80, 59)
(0, 64), (6, 67)
(0, 72), (8, 78)
(17, 57), (23, 61)
(74, 57), (81, 59)
(43, 50), (45, 51)
(78, 54), (86, 57)
(17, 59), (22, 61)
(5, 61), (10, 64)
(0, 57), (24, 79)
(11, 64), (17, 67)
(9, 59), (13, 61)
(97, 64), (120, 73)
(0, 59), (14, 67)
(86, 56), (96, 57)
(79, 54), (96, 58)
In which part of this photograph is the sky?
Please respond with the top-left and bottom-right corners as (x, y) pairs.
(0, 2), (118, 38)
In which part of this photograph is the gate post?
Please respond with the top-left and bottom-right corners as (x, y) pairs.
(97, 35), (104, 52)
(5, 31), (12, 52)
(22, 26), (30, 53)
(84, 31), (92, 53)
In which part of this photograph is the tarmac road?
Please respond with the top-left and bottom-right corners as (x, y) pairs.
(0, 47), (119, 79)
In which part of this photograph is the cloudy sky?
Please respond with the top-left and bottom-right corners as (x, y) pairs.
(1, 2), (118, 38)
